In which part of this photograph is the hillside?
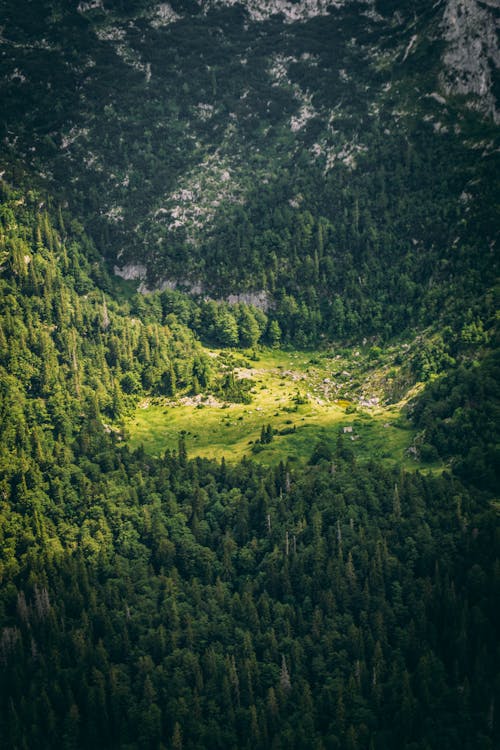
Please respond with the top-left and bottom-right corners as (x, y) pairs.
(0, 2), (499, 749)
(1, 0), (498, 339)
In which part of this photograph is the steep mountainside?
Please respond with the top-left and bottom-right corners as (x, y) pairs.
(1, 1), (498, 328)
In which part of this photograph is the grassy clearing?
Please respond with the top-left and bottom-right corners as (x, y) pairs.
(126, 347), (433, 469)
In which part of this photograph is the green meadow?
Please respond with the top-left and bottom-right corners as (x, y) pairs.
(126, 347), (433, 469)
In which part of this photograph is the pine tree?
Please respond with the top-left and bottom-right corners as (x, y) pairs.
(280, 655), (291, 694)
(172, 722), (183, 750)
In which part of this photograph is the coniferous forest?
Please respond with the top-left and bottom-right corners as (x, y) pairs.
(0, 1), (499, 749)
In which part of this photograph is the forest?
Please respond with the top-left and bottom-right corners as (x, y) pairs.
(0, 167), (498, 750)
(0, 0), (499, 748)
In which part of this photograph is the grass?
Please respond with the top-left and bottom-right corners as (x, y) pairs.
(125, 346), (436, 469)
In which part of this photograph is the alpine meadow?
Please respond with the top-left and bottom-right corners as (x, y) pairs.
(0, 1), (498, 749)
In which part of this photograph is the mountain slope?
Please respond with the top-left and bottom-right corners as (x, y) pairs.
(1, 0), (498, 337)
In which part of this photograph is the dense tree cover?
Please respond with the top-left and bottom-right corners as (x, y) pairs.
(0, 3), (498, 747)
(0, 0), (497, 346)
(0, 426), (498, 749)
(412, 343), (500, 491)
(0, 181), (498, 749)
(0, 181), (272, 426)
(154, 124), (498, 345)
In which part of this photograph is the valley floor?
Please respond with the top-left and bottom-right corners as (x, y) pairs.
(127, 347), (436, 469)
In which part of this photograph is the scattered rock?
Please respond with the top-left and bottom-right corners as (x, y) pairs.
(359, 397), (380, 407)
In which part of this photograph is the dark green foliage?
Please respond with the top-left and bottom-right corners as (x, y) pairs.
(0, 0), (497, 347)
(214, 370), (253, 404)
(0, 192), (210, 422)
(0, 184), (498, 750)
(259, 423), (274, 444)
(309, 440), (333, 465)
(0, 3), (498, 748)
(412, 345), (500, 491)
(0, 429), (498, 749)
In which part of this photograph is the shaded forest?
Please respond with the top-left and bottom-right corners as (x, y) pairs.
(0, 180), (498, 749)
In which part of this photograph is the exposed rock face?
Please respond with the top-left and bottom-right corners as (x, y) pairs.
(114, 264), (147, 281)
(114, 267), (271, 309)
(77, 0), (105, 13)
(441, 0), (500, 122)
(151, 3), (181, 27)
(225, 291), (271, 311)
(138, 278), (204, 296)
(201, 0), (372, 23)
(145, 280), (271, 311)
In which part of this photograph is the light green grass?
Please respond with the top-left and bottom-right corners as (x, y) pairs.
(126, 347), (435, 469)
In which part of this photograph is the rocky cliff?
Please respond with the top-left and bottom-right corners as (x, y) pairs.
(441, 0), (500, 122)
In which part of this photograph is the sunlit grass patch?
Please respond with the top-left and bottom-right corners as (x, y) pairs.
(126, 346), (432, 469)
